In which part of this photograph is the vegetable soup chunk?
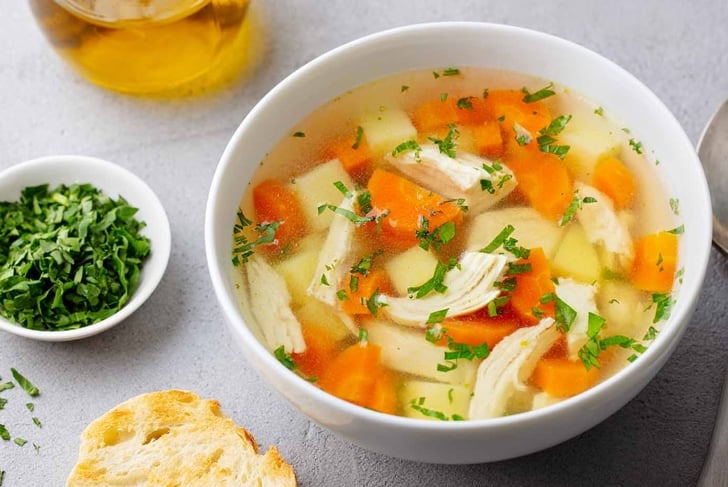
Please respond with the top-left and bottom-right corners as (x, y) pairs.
(232, 66), (682, 420)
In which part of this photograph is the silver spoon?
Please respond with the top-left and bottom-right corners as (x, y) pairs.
(697, 98), (728, 486)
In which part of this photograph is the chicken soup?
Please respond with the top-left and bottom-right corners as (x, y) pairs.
(232, 67), (682, 420)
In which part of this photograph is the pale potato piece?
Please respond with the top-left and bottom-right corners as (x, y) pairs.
(384, 246), (439, 296)
(551, 222), (601, 283)
(359, 107), (417, 157)
(294, 299), (352, 342)
(559, 111), (622, 181)
(400, 381), (471, 421)
(466, 206), (566, 259)
(273, 233), (325, 307)
(291, 159), (354, 232)
(597, 280), (647, 336)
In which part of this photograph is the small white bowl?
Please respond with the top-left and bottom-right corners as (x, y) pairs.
(206, 22), (712, 463)
(0, 155), (171, 341)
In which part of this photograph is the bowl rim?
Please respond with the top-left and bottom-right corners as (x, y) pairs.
(0, 155), (172, 342)
(206, 21), (712, 432)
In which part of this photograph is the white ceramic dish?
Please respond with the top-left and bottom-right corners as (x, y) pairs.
(0, 155), (171, 342)
(205, 22), (712, 463)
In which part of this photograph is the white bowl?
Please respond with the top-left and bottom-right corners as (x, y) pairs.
(205, 22), (712, 463)
(0, 155), (171, 341)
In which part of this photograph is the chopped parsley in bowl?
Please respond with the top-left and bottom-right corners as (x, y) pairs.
(0, 155), (171, 341)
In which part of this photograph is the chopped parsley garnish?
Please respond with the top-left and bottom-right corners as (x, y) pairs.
(522, 82), (555, 103)
(0, 184), (151, 330)
(356, 190), (373, 215)
(651, 293), (674, 323)
(0, 398), (6, 410)
(428, 124), (459, 158)
(317, 203), (380, 226)
(669, 198), (680, 215)
(541, 293), (577, 332)
(456, 97), (474, 110)
(537, 116), (572, 159)
(629, 138), (643, 154)
(333, 180), (353, 198)
(320, 274), (329, 286)
(351, 126), (364, 149)
(480, 225), (515, 253)
(401, 85), (410, 92)
(13, 438), (27, 447)
(442, 198), (468, 212)
(540, 115), (572, 137)
(426, 308), (449, 324)
(336, 289), (348, 301)
(482, 88), (489, 98)
(232, 211), (280, 266)
(408, 258), (459, 299)
(559, 191), (597, 226)
(425, 324), (445, 343)
(668, 224), (685, 235)
(440, 92), (448, 102)
(292, 131), (305, 138)
(273, 346), (297, 371)
(350, 250), (382, 277)
(32, 417), (41, 428)
(513, 123), (532, 146)
(365, 289), (386, 316)
(436, 336), (491, 372)
(507, 262), (532, 275)
(442, 67), (461, 76)
(416, 219), (456, 251)
(0, 425), (9, 441)
(578, 312), (654, 370)
(409, 397), (454, 421)
(0, 383), (13, 393)
(391, 139), (422, 158)
(594, 106), (604, 116)
(358, 328), (369, 343)
(11, 369), (38, 397)
(480, 180), (496, 194)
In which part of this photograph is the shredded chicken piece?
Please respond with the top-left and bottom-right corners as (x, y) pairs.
(382, 252), (508, 327)
(469, 319), (560, 419)
(386, 144), (516, 213)
(575, 182), (634, 271)
(245, 255), (305, 354)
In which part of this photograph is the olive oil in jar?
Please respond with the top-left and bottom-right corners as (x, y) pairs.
(29, 0), (257, 95)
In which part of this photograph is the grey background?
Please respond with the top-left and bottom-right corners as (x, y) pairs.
(1, 1), (727, 485)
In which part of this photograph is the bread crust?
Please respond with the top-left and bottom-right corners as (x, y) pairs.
(66, 390), (297, 487)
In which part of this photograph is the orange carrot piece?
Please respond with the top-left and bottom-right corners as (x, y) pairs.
(631, 231), (679, 293)
(252, 179), (306, 251)
(341, 269), (394, 316)
(469, 121), (504, 158)
(411, 96), (490, 133)
(439, 316), (519, 349)
(484, 89), (552, 135)
(412, 98), (460, 132)
(592, 156), (637, 209)
(506, 143), (573, 221)
(531, 357), (600, 398)
(367, 371), (399, 415)
(324, 134), (372, 181)
(318, 340), (397, 414)
(292, 323), (339, 379)
(367, 169), (463, 250)
(508, 248), (556, 325)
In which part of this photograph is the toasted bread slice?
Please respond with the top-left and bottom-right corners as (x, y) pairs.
(67, 390), (296, 487)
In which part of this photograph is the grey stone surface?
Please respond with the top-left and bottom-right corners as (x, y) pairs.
(0, 1), (727, 485)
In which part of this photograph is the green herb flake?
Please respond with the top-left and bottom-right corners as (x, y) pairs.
(668, 224), (685, 235)
(351, 126), (364, 149)
(425, 324), (445, 344)
(442, 67), (460, 76)
(629, 138), (643, 154)
(482, 88), (489, 99)
(359, 328), (369, 343)
(336, 289), (348, 301)
(456, 97), (474, 110)
(0, 425), (9, 441)
(432, 71), (441, 79)
(652, 293), (674, 323)
(409, 397), (450, 421)
(0, 383), (13, 393)
(25, 403), (34, 412)
(10, 369), (38, 397)
(522, 82), (555, 103)
(317, 203), (378, 226)
(0, 469), (4, 485)
(365, 289), (386, 316)
(401, 85), (410, 92)
(428, 124), (459, 158)
(427, 309), (449, 324)
(32, 417), (41, 428)
(507, 263), (532, 275)
(232, 212), (280, 265)
(273, 345), (297, 371)
(643, 326), (659, 341)
(391, 139), (422, 158)
(0, 398), (6, 409)
(480, 225), (515, 254)
(513, 123), (532, 146)
(408, 258), (459, 299)
(553, 295), (577, 332)
(13, 438), (27, 447)
(416, 219), (456, 251)
(669, 198), (680, 215)
(440, 92), (448, 102)
(292, 131), (305, 138)
(594, 106), (604, 116)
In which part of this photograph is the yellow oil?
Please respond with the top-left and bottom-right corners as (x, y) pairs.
(29, 0), (260, 96)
